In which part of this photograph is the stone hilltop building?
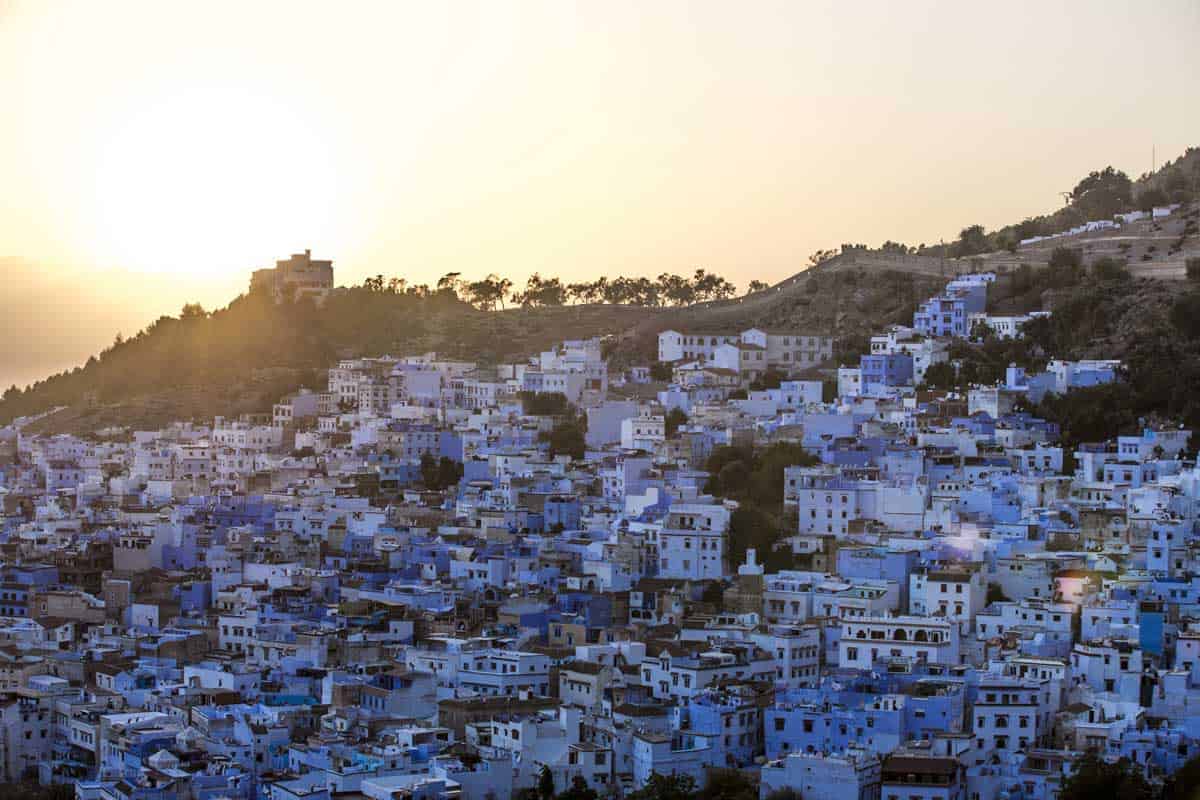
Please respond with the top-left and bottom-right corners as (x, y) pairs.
(249, 249), (334, 304)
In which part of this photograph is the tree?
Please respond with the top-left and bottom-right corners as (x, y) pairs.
(1059, 752), (1152, 800)
(419, 452), (439, 487)
(835, 333), (870, 366)
(436, 457), (463, 489)
(749, 368), (787, 391)
(650, 361), (674, 382)
(591, 276), (610, 303)
(921, 361), (958, 391)
(659, 273), (696, 306)
(629, 276), (661, 306)
(536, 766), (555, 800)
(648, 364), (676, 383)
(664, 407), (688, 437)
(1013, 217), (1044, 241)
(465, 274), (512, 311)
(421, 453), (463, 490)
(601, 276), (628, 304)
(696, 769), (756, 800)
(879, 240), (911, 255)
(1162, 751), (1200, 800)
(750, 442), (818, 506)
(1010, 262), (1035, 297)
(566, 281), (595, 304)
(1047, 247), (1085, 287)
(0, 784), (75, 800)
(1170, 291), (1200, 340)
(807, 249), (837, 269)
(704, 442), (817, 508)
(493, 275), (514, 309)
(519, 391), (571, 416)
(515, 273), (568, 307)
(1071, 166), (1133, 219)
(1186, 257), (1200, 281)
(762, 790), (802, 800)
(437, 272), (462, 300)
(1049, 247), (1082, 269)
(950, 225), (990, 258)
(727, 503), (784, 571)
(1136, 187), (1169, 212)
(543, 417), (586, 460)
(556, 776), (598, 800)
(986, 583), (1009, 604)
(689, 268), (734, 302)
(747, 280), (770, 294)
(180, 302), (208, 320)
(1035, 382), (1140, 453)
(714, 460), (752, 497)
(626, 773), (697, 800)
(1090, 257), (1129, 282)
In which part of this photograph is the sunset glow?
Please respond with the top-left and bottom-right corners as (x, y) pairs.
(3, 1), (1197, 290)
(85, 86), (348, 276)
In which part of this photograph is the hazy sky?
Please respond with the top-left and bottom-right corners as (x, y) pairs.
(1, 0), (1198, 386)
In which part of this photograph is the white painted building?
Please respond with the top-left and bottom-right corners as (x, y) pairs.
(657, 503), (729, 581)
(972, 675), (1044, 757)
(620, 413), (665, 452)
(908, 568), (986, 625)
(838, 616), (961, 669)
(458, 649), (551, 697)
(760, 749), (881, 800)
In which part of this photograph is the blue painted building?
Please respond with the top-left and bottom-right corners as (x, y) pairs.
(860, 353), (914, 392)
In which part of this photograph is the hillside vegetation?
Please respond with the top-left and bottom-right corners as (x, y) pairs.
(5, 147), (1199, 435)
(933, 266), (1200, 449)
(1, 264), (945, 433)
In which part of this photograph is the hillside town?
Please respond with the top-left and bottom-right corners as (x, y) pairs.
(3, 261), (1200, 800)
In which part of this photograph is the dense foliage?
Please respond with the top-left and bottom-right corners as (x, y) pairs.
(519, 391), (572, 416)
(419, 452), (464, 490)
(703, 442), (819, 569)
(627, 773), (698, 800)
(664, 407), (689, 437)
(382, 267), (744, 310)
(0, 784), (74, 800)
(541, 415), (587, 460)
(920, 262), (1200, 457)
(1060, 752), (1153, 800)
(617, 770), (759, 800)
(897, 149), (1200, 261)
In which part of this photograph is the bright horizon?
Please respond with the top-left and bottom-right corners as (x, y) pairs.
(1, 0), (1199, 387)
